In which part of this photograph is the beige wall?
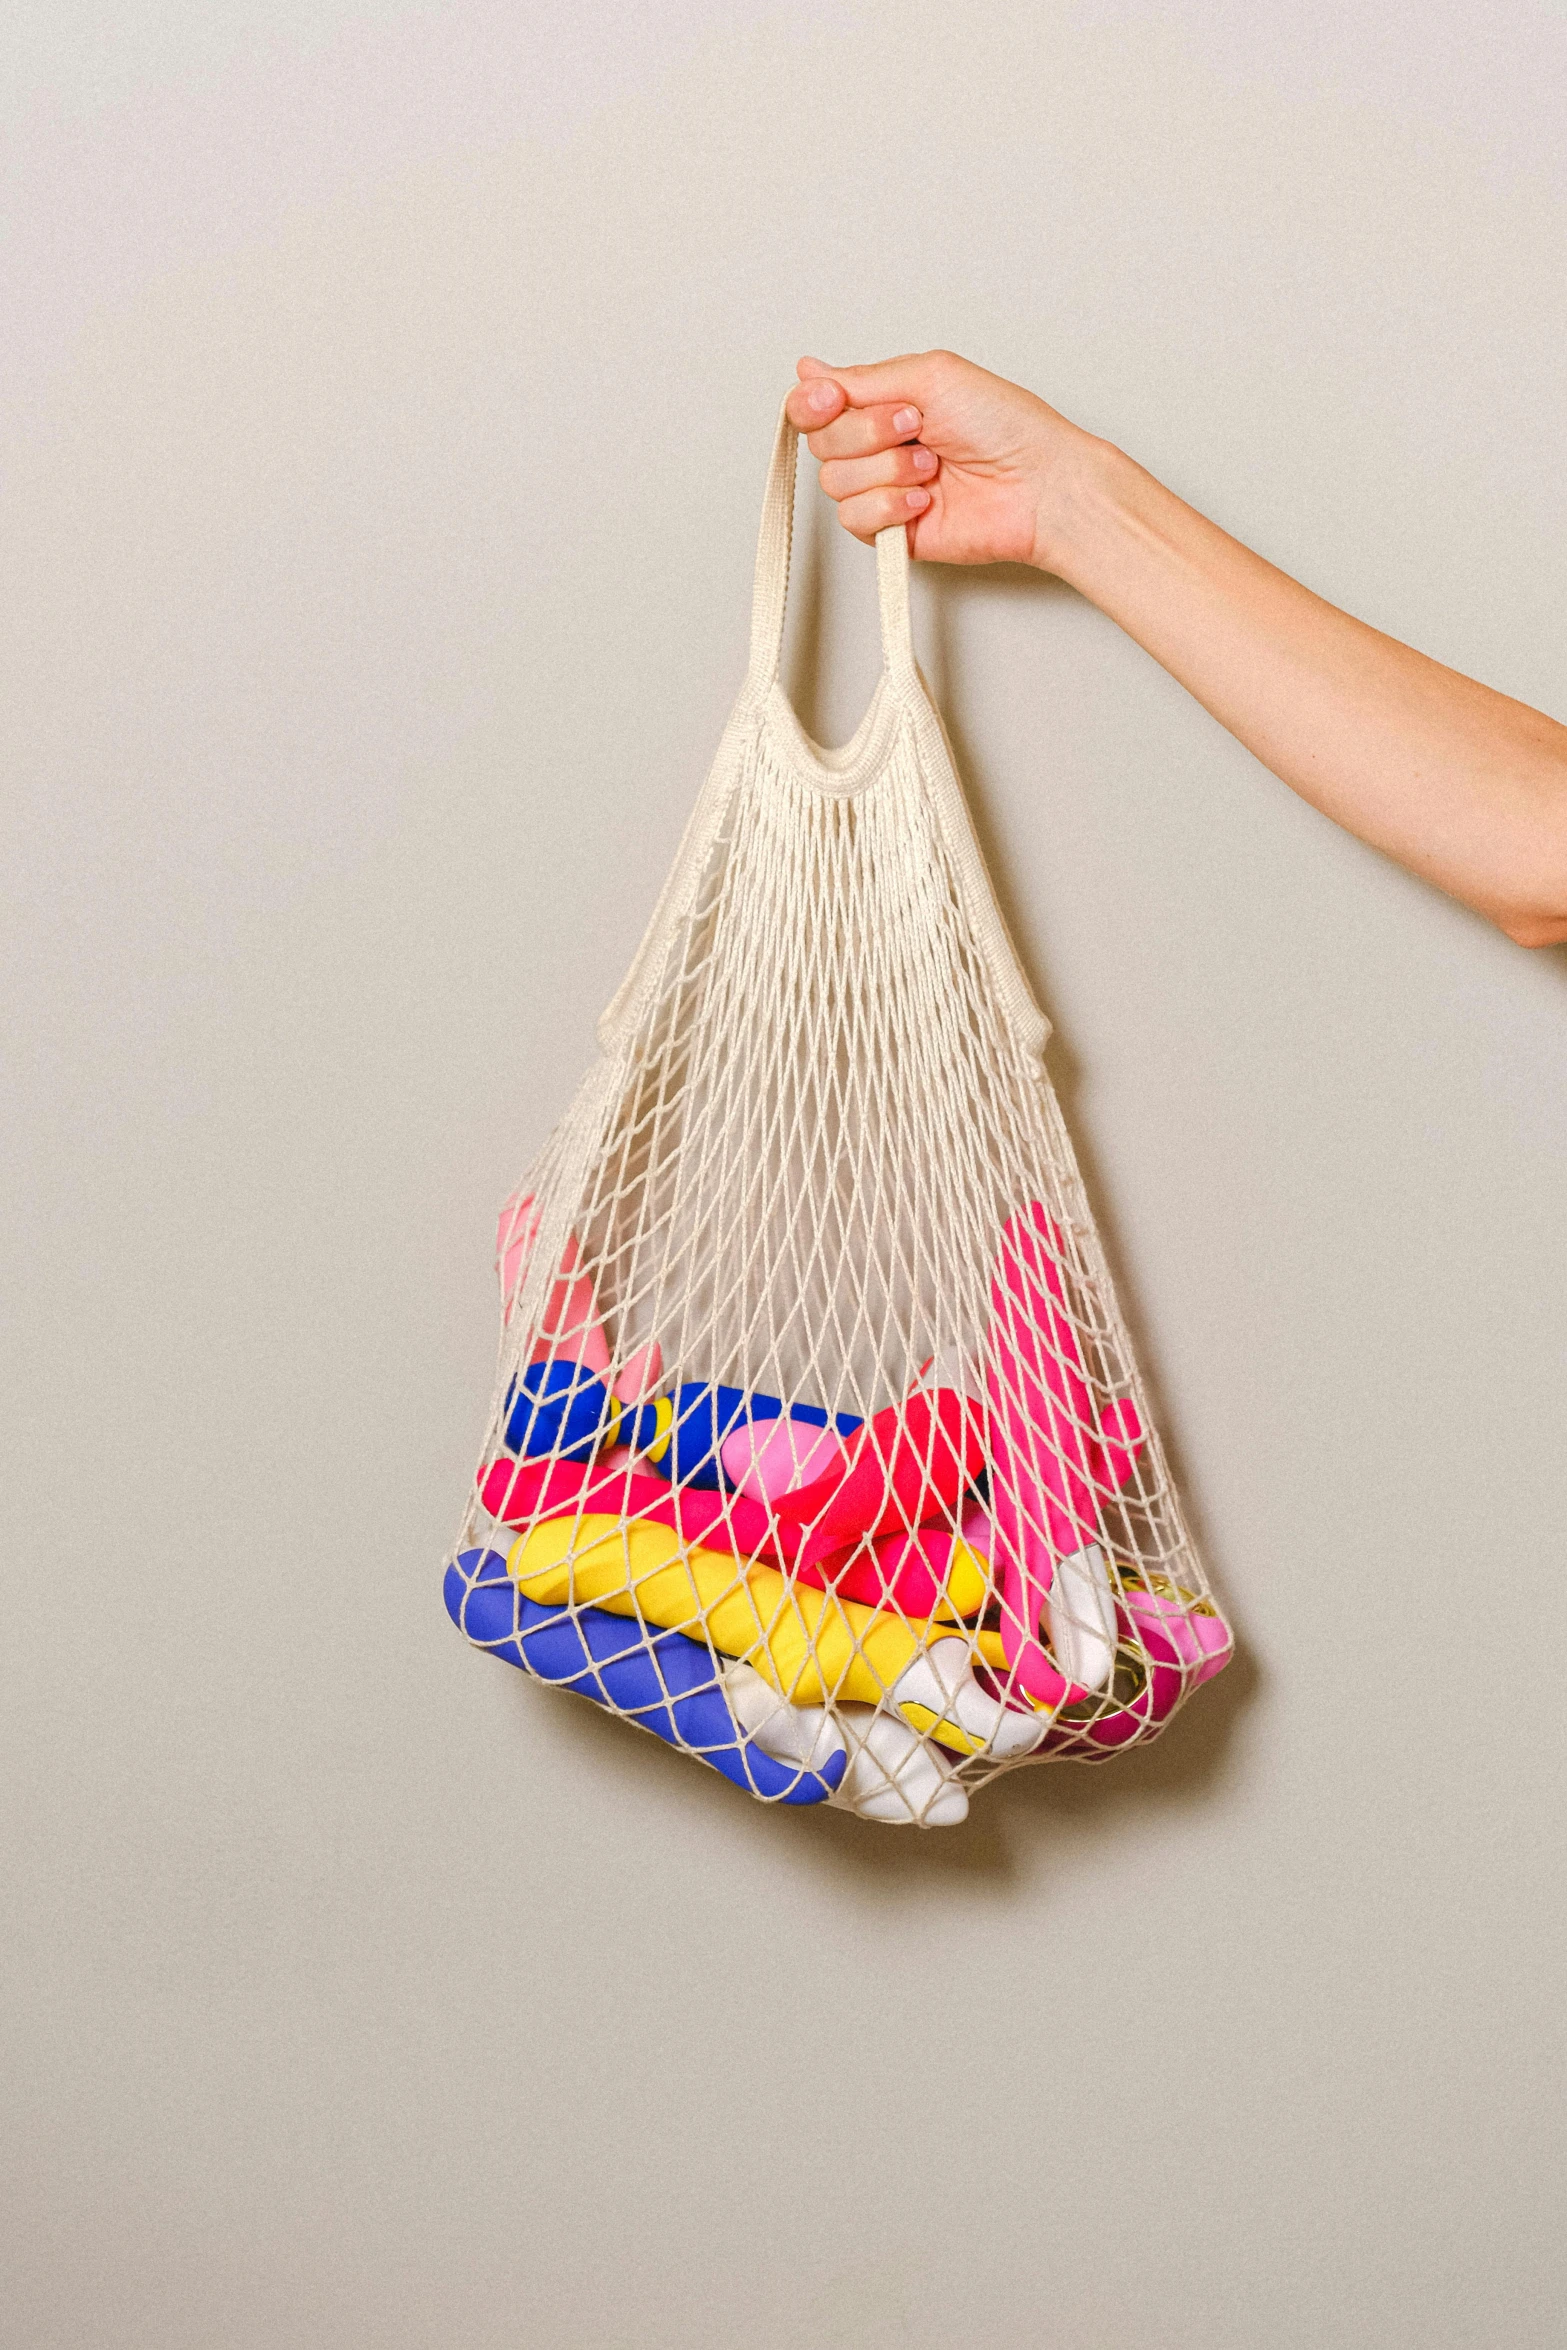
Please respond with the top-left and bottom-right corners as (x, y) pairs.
(5, 6), (1565, 2344)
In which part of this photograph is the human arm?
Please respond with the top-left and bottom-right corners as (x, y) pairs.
(786, 351), (1567, 946)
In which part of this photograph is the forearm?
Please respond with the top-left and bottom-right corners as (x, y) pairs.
(1040, 437), (1567, 944)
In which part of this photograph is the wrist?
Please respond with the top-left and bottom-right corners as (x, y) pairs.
(1027, 428), (1130, 586)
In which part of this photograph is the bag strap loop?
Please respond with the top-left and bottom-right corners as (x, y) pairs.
(745, 397), (917, 698)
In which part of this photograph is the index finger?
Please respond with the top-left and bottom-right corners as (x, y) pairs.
(784, 378), (924, 451)
(801, 401), (926, 462)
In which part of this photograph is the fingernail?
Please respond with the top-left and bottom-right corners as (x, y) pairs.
(807, 381), (838, 413)
(911, 446), (937, 474)
(906, 488), (931, 511)
(892, 406), (921, 433)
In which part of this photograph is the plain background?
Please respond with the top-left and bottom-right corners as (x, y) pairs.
(4, 5), (1565, 2345)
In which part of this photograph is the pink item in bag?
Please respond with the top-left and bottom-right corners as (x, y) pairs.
(1043, 1580), (1231, 1754)
(1124, 1582), (1233, 1687)
(479, 1454), (802, 1570)
(773, 1388), (985, 1544)
(985, 1204), (1146, 1705)
(495, 1188), (541, 1317)
(478, 1457), (992, 1623)
(529, 1229), (611, 1375)
(719, 1414), (849, 1506)
(614, 1340), (664, 1402)
(807, 1528), (989, 1620)
(494, 1188), (612, 1375)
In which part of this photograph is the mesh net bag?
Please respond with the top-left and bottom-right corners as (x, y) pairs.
(442, 402), (1232, 1827)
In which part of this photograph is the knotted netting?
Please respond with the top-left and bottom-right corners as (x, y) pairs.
(442, 401), (1231, 1826)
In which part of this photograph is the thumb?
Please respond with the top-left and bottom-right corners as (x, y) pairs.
(797, 349), (943, 410)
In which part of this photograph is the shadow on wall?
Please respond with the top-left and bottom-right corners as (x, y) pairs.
(503, 1637), (1261, 1895)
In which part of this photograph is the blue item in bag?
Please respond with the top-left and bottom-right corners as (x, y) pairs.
(649, 1383), (864, 1491)
(443, 1549), (846, 1804)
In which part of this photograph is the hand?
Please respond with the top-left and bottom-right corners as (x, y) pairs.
(786, 353), (1567, 944)
(783, 349), (1093, 571)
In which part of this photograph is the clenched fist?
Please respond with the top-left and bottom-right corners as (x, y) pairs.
(783, 349), (1094, 571)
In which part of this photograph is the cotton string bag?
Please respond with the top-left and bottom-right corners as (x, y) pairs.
(442, 398), (1232, 1827)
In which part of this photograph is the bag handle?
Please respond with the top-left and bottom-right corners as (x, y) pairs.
(745, 397), (917, 698)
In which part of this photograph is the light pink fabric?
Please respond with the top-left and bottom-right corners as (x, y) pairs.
(719, 1414), (848, 1505)
(493, 1189), (612, 1374)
